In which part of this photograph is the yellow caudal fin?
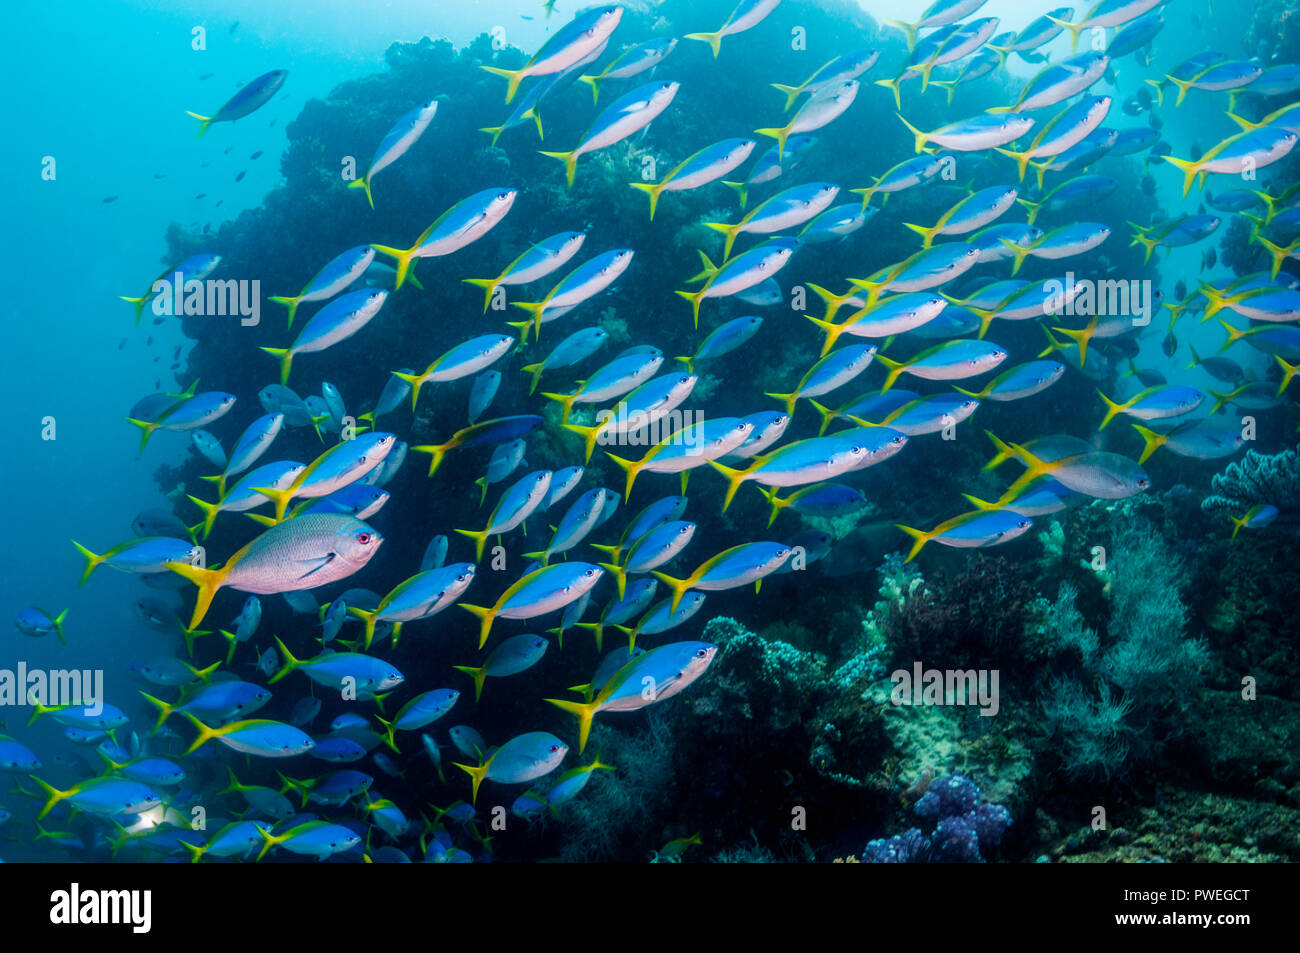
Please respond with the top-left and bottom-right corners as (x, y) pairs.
(346, 607), (382, 649)
(458, 603), (496, 649)
(1229, 513), (1249, 540)
(267, 295), (303, 329)
(808, 400), (839, 436)
(803, 315), (846, 358)
(1225, 109), (1262, 133)
(1257, 235), (1299, 280)
(539, 389), (581, 425)
(603, 451), (644, 499)
(387, 371), (426, 413)
(628, 181), (665, 220)
(1130, 424), (1169, 465)
(771, 81), (805, 111)
(539, 149), (579, 189)
(179, 710), (224, 756)
(125, 417), (161, 454)
(764, 390), (799, 416)
(562, 422), (604, 464)
(995, 147), (1034, 183)
(139, 691), (176, 735)
(704, 219), (741, 258)
(578, 73), (604, 104)
(882, 18), (918, 50)
(29, 777), (72, 821)
(185, 111), (213, 138)
(481, 64), (527, 103)
(453, 664), (489, 703)
(1198, 282), (1232, 320)
(721, 179), (750, 210)
(982, 429), (1016, 471)
(1027, 157), (1052, 191)
(411, 441), (450, 476)
(1002, 239), (1035, 276)
(597, 558), (629, 601)
(544, 696), (600, 754)
(369, 244), (416, 290)
(346, 175), (375, 210)
(163, 560), (229, 631)
(480, 123), (506, 147)
(187, 494), (224, 540)
(961, 493), (999, 511)
(70, 540), (106, 586)
(1045, 13), (1083, 51)
(1275, 355), (1300, 396)
(894, 523), (934, 563)
(462, 276), (500, 314)
(509, 298), (547, 340)
(1016, 196), (1041, 226)
(901, 221), (941, 249)
(753, 124), (793, 160)
(706, 459), (750, 512)
(673, 354), (697, 373)
(805, 282), (858, 325)
(896, 114), (929, 154)
(875, 353), (906, 392)
(453, 526), (491, 562)
(267, 635), (304, 685)
(687, 249), (719, 284)
(1096, 390), (1130, 430)
(1161, 155), (1203, 199)
(757, 485), (790, 527)
(875, 76), (904, 111)
(452, 758), (491, 805)
(673, 288), (706, 329)
(1167, 75), (1195, 107)
(120, 294), (150, 326)
(1054, 324), (1095, 367)
(683, 30), (725, 58)
(521, 361), (546, 394)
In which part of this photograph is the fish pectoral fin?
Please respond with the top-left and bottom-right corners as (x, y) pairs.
(295, 553), (337, 581)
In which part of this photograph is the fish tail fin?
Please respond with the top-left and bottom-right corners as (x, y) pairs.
(597, 560), (629, 601)
(1166, 75), (1195, 107)
(874, 76), (903, 111)
(346, 175), (375, 210)
(409, 442), (450, 478)
(539, 149), (579, 189)
(874, 353), (905, 392)
(673, 354), (696, 373)
(753, 124), (792, 161)
(687, 249), (719, 284)
(346, 607), (380, 650)
(120, 294), (150, 325)
(462, 277), (500, 314)
(1131, 423), (1168, 465)
(458, 603), (496, 650)
(180, 624), (210, 659)
(764, 390), (798, 416)
(479, 123), (506, 146)
(809, 399), (838, 436)
(603, 451), (644, 499)
(994, 148), (1034, 183)
(882, 19), (918, 50)
(1256, 234), (1297, 281)
(1198, 281), (1231, 319)
(628, 181), (665, 220)
(543, 697), (599, 754)
(520, 362), (546, 394)
(267, 295), (303, 328)
(389, 371), (425, 412)
(721, 179), (750, 210)
(452, 759), (491, 805)
(683, 30), (724, 58)
(539, 390), (580, 424)
(1054, 325), (1093, 367)
(255, 825), (292, 862)
(180, 710), (220, 756)
(757, 485), (789, 527)
(267, 635), (300, 684)
(125, 417), (160, 454)
(29, 777), (70, 822)
(185, 111), (212, 138)
(893, 524), (934, 563)
(563, 422), (603, 464)
(1160, 155), (1202, 199)
(1225, 109), (1262, 133)
(453, 527), (491, 562)
(480, 64), (527, 103)
(771, 82), (804, 111)
(805, 315), (845, 357)
(673, 288), (706, 329)
(51, 608), (69, 645)
(186, 493), (223, 540)
(369, 244), (416, 290)
(706, 459), (749, 512)
(1047, 15), (1084, 52)
(259, 346), (294, 386)
(896, 114), (928, 153)
(1275, 355), (1300, 397)
(139, 691), (175, 735)
(961, 493), (999, 511)
(982, 430), (1016, 471)
(1096, 389), (1129, 431)
(508, 298), (547, 340)
(453, 665), (489, 703)
(70, 540), (105, 586)
(578, 73), (603, 104)
(901, 221), (940, 249)
(1016, 197), (1041, 226)
(1229, 513), (1248, 540)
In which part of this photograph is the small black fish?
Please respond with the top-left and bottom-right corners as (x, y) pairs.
(1204, 247), (1217, 270)
(199, 72), (214, 81)
(1148, 113), (1163, 132)
(1162, 331), (1177, 358)
(1140, 175), (1156, 197)
(146, 336), (154, 346)
(215, 201), (223, 208)
(200, 161), (211, 168)
(195, 193), (206, 199)
(152, 317), (165, 326)
(153, 173), (167, 179)
(269, 120), (277, 128)
(235, 170), (246, 182)
(250, 150), (263, 160)
(224, 146), (233, 155)
(118, 339), (127, 351)
(1174, 279), (1187, 300)
(102, 195), (118, 204)
(1122, 97), (1144, 116)
(229, 20), (239, 33)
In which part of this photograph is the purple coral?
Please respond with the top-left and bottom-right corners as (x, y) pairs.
(860, 773), (1011, 863)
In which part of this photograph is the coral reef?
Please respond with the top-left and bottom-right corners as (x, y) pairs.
(1202, 444), (1300, 520)
(859, 773), (1012, 863)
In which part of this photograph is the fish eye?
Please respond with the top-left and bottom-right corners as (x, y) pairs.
(358, 533), (372, 544)
(695, 648), (708, 658)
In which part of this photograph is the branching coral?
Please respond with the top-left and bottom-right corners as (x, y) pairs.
(1202, 444), (1300, 519)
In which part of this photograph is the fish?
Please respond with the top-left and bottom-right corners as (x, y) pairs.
(452, 731), (569, 804)
(896, 509), (1034, 562)
(481, 5), (625, 102)
(370, 187), (518, 288)
(675, 315), (763, 372)
(186, 69), (287, 136)
(346, 563), (476, 647)
(1162, 127), (1297, 198)
(261, 289), (387, 385)
(463, 231), (587, 313)
(460, 562), (604, 647)
(510, 249), (634, 340)
(14, 607), (69, 644)
(884, 0), (989, 51)
(898, 112), (1035, 153)
(268, 247), (376, 328)
(1228, 503), (1279, 539)
(990, 52), (1108, 114)
(579, 36), (679, 103)
(629, 138), (756, 220)
(676, 237), (800, 327)
(684, 0), (784, 58)
(704, 181), (840, 258)
(410, 415), (543, 478)
(755, 80), (859, 158)
(348, 100), (439, 209)
(453, 633), (549, 702)
(541, 81), (679, 187)
(394, 334), (515, 410)
(1097, 385), (1205, 429)
(771, 47), (879, 110)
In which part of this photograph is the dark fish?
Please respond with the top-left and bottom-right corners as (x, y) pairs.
(154, 173), (167, 179)
(1202, 247), (1217, 270)
(195, 193), (206, 199)
(1122, 97), (1144, 116)
(102, 195), (118, 204)
(215, 201), (223, 208)
(1148, 113), (1163, 131)
(146, 336), (154, 346)
(1162, 331), (1177, 357)
(250, 150), (263, 160)
(118, 339), (127, 350)
(1137, 86), (1153, 110)
(152, 317), (165, 326)
(199, 72), (214, 80)
(235, 170), (246, 182)
(224, 146), (233, 155)
(230, 21), (239, 33)
(1174, 279), (1187, 299)
(269, 120), (277, 128)
(1140, 175), (1156, 196)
